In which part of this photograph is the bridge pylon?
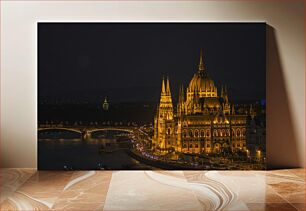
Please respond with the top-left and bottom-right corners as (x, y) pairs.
(81, 130), (91, 140)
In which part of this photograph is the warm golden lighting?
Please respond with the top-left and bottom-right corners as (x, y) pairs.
(257, 150), (261, 156)
(152, 50), (247, 155)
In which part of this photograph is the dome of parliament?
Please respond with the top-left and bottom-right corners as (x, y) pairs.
(188, 71), (215, 93)
(187, 49), (218, 99)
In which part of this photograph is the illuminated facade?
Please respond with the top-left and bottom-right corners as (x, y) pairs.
(152, 50), (247, 154)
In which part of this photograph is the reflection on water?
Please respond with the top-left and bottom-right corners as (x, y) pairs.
(38, 130), (152, 170)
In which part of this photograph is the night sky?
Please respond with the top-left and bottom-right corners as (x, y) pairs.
(38, 23), (266, 103)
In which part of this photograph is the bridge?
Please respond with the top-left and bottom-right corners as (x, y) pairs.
(38, 126), (135, 140)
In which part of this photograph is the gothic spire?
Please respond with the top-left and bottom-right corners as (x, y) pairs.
(221, 85), (224, 98)
(166, 76), (171, 95)
(181, 84), (185, 102)
(178, 84), (185, 103)
(161, 76), (166, 95)
(231, 104), (235, 115)
(198, 48), (205, 72)
(224, 84), (229, 103)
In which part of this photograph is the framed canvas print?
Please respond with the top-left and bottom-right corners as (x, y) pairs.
(38, 23), (266, 170)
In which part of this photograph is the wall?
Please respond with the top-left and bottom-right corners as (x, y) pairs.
(1, 1), (304, 168)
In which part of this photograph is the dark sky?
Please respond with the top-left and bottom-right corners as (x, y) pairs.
(38, 23), (266, 103)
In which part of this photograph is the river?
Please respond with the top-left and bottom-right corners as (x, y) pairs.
(38, 130), (153, 170)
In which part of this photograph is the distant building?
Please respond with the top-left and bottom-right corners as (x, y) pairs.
(103, 97), (109, 111)
(246, 115), (266, 158)
(152, 50), (248, 154)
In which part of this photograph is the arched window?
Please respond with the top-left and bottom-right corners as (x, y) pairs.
(237, 129), (241, 136)
(242, 128), (246, 136)
(195, 144), (199, 148)
(189, 144), (193, 148)
(194, 130), (199, 137)
(206, 130), (210, 137)
(183, 130), (187, 138)
(222, 129), (226, 136)
(189, 130), (193, 138)
(232, 128), (235, 136)
(167, 128), (171, 135)
(200, 130), (205, 137)
(227, 129), (230, 136)
(183, 144), (187, 148)
(218, 129), (222, 137)
(214, 129), (218, 136)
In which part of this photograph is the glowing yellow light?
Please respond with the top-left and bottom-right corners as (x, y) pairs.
(257, 150), (261, 158)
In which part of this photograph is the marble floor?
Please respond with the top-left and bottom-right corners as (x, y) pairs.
(0, 169), (304, 211)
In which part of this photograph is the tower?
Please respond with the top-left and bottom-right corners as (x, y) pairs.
(102, 97), (109, 111)
(231, 104), (235, 115)
(177, 84), (185, 117)
(152, 77), (175, 152)
(198, 48), (205, 72)
(159, 77), (173, 120)
(222, 85), (230, 114)
(221, 85), (224, 99)
(224, 85), (229, 103)
(249, 104), (256, 119)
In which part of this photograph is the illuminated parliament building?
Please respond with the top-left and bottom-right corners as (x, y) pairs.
(152, 50), (247, 154)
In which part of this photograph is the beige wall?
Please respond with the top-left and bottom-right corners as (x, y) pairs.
(1, 1), (304, 168)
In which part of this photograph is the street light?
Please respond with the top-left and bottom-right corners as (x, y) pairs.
(256, 150), (261, 162)
(257, 150), (261, 156)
